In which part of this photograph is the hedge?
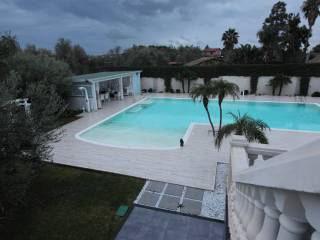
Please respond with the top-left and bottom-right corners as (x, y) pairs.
(95, 63), (320, 78)
(300, 76), (310, 96)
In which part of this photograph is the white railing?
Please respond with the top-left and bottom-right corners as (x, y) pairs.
(228, 135), (320, 240)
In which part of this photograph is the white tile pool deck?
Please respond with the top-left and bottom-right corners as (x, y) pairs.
(52, 94), (320, 190)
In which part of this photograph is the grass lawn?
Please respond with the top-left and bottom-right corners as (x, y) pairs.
(3, 163), (144, 240)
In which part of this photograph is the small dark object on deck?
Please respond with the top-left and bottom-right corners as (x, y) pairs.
(180, 138), (184, 147)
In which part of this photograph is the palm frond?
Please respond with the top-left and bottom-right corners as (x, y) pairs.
(215, 112), (270, 149)
(215, 123), (237, 149)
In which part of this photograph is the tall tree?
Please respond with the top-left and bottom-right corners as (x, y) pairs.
(221, 28), (239, 50)
(283, 13), (311, 61)
(190, 83), (216, 136)
(55, 38), (73, 63)
(301, 0), (320, 31)
(0, 75), (65, 229)
(8, 52), (71, 100)
(72, 44), (89, 74)
(258, 1), (310, 63)
(0, 33), (20, 77)
(258, 1), (288, 63)
(55, 38), (89, 74)
(211, 79), (239, 131)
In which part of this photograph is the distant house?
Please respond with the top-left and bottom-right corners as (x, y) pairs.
(184, 57), (225, 66)
(308, 54), (320, 64)
(203, 48), (222, 58)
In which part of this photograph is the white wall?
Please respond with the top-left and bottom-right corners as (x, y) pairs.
(141, 76), (320, 96)
(256, 76), (273, 95)
(281, 77), (300, 96)
(308, 77), (320, 95)
(171, 78), (182, 91)
(257, 76), (300, 96)
(219, 76), (251, 93)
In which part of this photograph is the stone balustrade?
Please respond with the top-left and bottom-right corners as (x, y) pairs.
(228, 136), (320, 240)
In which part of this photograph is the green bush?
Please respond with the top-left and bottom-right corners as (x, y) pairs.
(311, 92), (320, 97)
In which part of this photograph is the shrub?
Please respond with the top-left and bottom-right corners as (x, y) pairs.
(164, 76), (172, 92)
(250, 75), (259, 94)
(299, 76), (310, 96)
(311, 92), (320, 97)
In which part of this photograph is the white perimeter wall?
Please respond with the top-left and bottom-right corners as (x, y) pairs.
(141, 76), (320, 96)
(308, 77), (320, 95)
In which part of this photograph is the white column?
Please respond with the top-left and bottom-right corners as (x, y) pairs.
(256, 187), (280, 240)
(119, 77), (124, 99)
(239, 185), (250, 223)
(242, 185), (255, 228)
(247, 185), (265, 240)
(130, 74), (134, 96)
(273, 190), (309, 240)
(96, 82), (102, 109)
(91, 82), (98, 111)
(299, 193), (320, 240)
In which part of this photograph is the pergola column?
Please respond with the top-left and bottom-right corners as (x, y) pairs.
(91, 81), (98, 111)
(96, 82), (102, 109)
(119, 77), (124, 99)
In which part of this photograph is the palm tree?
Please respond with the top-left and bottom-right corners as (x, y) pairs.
(215, 112), (270, 149)
(175, 68), (196, 93)
(211, 79), (239, 131)
(190, 83), (216, 136)
(221, 28), (239, 50)
(183, 68), (197, 93)
(267, 77), (279, 96)
(174, 71), (185, 93)
(269, 74), (292, 96)
(301, 0), (320, 31)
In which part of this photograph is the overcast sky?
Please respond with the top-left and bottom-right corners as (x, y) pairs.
(1, 0), (319, 55)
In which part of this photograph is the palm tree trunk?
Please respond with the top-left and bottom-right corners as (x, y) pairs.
(181, 80), (185, 93)
(187, 79), (190, 93)
(204, 105), (215, 137)
(219, 103), (223, 132)
(278, 83), (283, 96)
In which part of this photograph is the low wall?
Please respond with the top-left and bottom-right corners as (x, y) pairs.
(141, 76), (320, 96)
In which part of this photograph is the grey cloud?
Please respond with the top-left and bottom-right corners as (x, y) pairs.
(107, 29), (133, 40)
(1, 0), (318, 54)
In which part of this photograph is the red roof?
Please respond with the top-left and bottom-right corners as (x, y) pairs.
(204, 48), (221, 52)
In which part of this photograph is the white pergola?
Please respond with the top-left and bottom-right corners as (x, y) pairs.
(71, 71), (141, 111)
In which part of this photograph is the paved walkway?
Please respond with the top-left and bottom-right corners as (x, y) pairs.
(135, 162), (228, 220)
(115, 206), (225, 240)
(52, 94), (320, 190)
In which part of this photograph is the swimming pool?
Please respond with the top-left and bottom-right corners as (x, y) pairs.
(77, 98), (320, 149)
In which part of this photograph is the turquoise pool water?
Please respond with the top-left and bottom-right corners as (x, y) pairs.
(78, 98), (320, 149)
